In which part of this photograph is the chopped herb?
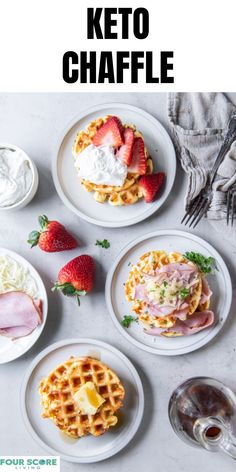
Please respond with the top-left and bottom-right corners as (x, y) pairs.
(121, 315), (138, 328)
(160, 289), (165, 297)
(184, 251), (217, 274)
(95, 239), (110, 249)
(163, 281), (168, 288)
(179, 287), (190, 300)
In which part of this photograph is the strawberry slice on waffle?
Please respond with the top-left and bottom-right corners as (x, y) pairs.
(116, 128), (134, 166)
(92, 116), (123, 148)
(139, 172), (165, 202)
(128, 137), (147, 175)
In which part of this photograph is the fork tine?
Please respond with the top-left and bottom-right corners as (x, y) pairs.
(192, 201), (209, 228)
(227, 188), (232, 225)
(181, 194), (202, 225)
(189, 197), (208, 228)
(231, 191), (236, 227)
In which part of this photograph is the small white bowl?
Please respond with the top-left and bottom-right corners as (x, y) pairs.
(0, 143), (39, 212)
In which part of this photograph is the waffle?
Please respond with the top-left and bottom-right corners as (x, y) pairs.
(125, 251), (203, 330)
(39, 356), (125, 439)
(72, 116), (153, 206)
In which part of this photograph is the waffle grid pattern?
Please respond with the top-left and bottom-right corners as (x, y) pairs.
(39, 357), (125, 438)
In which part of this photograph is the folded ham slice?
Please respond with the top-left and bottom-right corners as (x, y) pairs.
(200, 277), (212, 305)
(146, 310), (214, 337)
(0, 291), (42, 339)
(134, 283), (189, 320)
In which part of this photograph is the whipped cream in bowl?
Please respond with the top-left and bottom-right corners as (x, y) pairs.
(0, 144), (39, 211)
(74, 144), (127, 187)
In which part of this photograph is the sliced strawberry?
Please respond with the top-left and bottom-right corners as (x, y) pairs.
(92, 116), (123, 148)
(139, 172), (165, 203)
(128, 137), (147, 175)
(116, 128), (134, 166)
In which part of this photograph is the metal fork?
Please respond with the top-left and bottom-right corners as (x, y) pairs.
(182, 113), (236, 228)
(226, 185), (236, 226)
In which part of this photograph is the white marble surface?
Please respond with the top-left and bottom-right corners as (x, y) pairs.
(0, 93), (236, 471)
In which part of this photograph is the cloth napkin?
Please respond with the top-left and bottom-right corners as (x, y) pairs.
(167, 93), (236, 242)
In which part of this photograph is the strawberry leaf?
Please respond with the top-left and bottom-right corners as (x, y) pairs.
(27, 230), (40, 248)
(52, 282), (76, 295)
(38, 215), (49, 231)
(52, 282), (86, 305)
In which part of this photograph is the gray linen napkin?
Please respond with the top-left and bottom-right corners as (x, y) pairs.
(167, 93), (236, 242)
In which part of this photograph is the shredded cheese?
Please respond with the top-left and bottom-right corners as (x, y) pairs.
(0, 255), (38, 298)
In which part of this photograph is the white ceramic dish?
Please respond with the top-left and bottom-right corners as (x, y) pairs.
(20, 338), (144, 463)
(52, 103), (176, 227)
(105, 230), (232, 356)
(0, 143), (39, 211)
(0, 248), (48, 363)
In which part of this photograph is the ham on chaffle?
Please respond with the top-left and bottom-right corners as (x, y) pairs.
(124, 250), (215, 337)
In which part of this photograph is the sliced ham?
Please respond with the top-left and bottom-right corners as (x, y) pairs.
(134, 283), (190, 319)
(143, 303), (189, 320)
(200, 277), (212, 305)
(155, 263), (198, 276)
(134, 284), (149, 302)
(0, 291), (42, 339)
(146, 310), (214, 337)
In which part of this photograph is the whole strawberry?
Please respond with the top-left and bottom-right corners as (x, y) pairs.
(52, 255), (95, 305)
(27, 215), (78, 252)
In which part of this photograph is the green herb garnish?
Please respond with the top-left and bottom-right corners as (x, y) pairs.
(184, 251), (217, 274)
(163, 281), (168, 288)
(179, 287), (190, 300)
(160, 289), (165, 297)
(121, 315), (138, 328)
(95, 239), (110, 249)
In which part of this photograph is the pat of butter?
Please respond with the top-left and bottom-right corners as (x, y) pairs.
(73, 382), (105, 415)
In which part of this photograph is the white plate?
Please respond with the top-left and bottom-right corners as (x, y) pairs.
(105, 230), (232, 356)
(52, 103), (176, 227)
(20, 338), (144, 463)
(0, 248), (48, 363)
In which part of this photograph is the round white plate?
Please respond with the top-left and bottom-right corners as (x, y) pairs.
(52, 103), (176, 227)
(20, 338), (144, 463)
(0, 248), (48, 363)
(105, 230), (232, 356)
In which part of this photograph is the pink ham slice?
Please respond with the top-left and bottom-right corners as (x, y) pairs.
(0, 291), (42, 339)
(200, 277), (212, 305)
(143, 263), (198, 280)
(146, 310), (214, 337)
(134, 283), (189, 319)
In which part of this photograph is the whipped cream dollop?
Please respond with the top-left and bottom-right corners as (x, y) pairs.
(74, 144), (127, 186)
(0, 148), (33, 207)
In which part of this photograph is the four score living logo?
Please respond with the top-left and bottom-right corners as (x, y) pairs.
(0, 457), (60, 472)
(63, 7), (174, 84)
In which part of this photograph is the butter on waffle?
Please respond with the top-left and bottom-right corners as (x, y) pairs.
(72, 116), (153, 205)
(39, 356), (125, 439)
(125, 251), (204, 331)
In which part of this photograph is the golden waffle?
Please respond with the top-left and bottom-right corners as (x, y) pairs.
(125, 251), (203, 329)
(72, 116), (153, 205)
(39, 356), (125, 439)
